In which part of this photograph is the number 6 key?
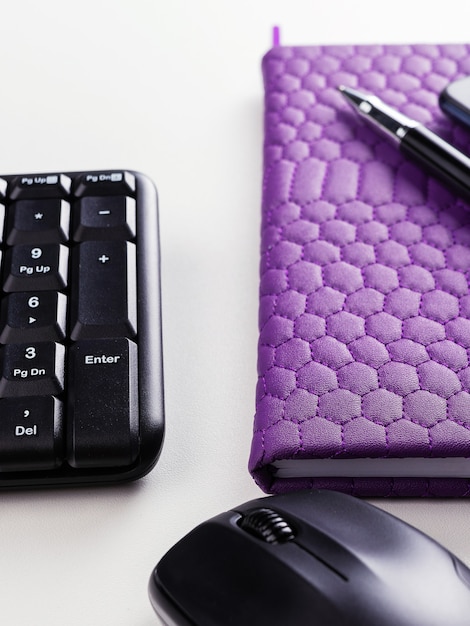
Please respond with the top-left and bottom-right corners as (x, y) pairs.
(0, 291), (67, 343)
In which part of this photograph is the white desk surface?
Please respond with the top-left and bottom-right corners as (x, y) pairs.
(2, 1), (470, 624)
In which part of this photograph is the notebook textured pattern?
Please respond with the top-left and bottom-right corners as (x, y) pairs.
(249, 43), (470, 496)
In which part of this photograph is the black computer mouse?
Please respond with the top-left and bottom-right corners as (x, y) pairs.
(149, 489), (470, 626)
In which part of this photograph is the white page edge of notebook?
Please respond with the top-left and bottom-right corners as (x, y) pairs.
(273, 458), (470, 478)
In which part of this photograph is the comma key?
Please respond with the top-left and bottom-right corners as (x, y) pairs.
(67, 338), (138, 468)
(0, 396), (63, 471)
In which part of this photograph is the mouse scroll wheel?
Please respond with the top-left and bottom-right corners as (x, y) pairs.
(238, 508), (296, 544)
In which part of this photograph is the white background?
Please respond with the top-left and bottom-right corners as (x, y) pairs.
(1, 1), (470, 624)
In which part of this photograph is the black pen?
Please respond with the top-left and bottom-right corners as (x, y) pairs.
(339, 85), (470, 203)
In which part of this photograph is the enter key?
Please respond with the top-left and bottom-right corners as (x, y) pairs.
(67, 337), (139, 468)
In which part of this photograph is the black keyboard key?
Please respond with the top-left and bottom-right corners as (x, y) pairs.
(70, 240), (137, 340)
(0, 396), (63, 470)
(0, 291), (67, 343)
(6, 199), (70, 244)
(73, 171), (136, 197)
(73, 195), (136, 241)
(67, 338), (138, 468)
(0, 342), (65, 397)
(9, 173), (71, 199)
(3, 243), (68, 292)
(0, 203), (5, 244)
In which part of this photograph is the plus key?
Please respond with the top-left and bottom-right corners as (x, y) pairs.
(70, 240), (137, 340)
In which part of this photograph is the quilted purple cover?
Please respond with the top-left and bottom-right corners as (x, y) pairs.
(249, 43), (470, 497)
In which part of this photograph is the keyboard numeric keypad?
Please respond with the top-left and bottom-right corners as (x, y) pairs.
(0, 170), (164, 487)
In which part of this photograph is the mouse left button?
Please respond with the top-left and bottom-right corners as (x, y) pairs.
(238, 507), (296, 544)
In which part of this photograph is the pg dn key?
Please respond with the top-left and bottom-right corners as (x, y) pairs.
(0, 342), (65, 397)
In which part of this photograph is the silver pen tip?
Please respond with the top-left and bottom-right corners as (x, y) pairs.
(337, 85), (368, 109)
(337, 84), (416, 141)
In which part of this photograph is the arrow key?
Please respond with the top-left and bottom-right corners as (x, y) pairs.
(0, 292), (67, 343)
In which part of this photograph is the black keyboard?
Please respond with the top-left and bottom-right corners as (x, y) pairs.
(0, 170), (164, 488)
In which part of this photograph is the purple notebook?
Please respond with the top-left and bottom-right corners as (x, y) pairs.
(249, 41), (470, 497)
